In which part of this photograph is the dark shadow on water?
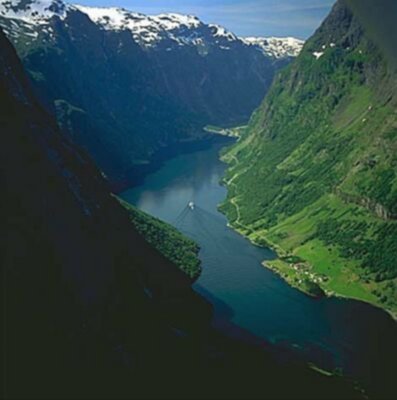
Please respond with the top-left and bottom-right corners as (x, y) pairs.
(193, 283), (354, 389)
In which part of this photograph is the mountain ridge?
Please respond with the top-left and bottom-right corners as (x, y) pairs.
(0, 0), (302, 185)
(0, 0), (304, 58)
(220, 0), (397, 318)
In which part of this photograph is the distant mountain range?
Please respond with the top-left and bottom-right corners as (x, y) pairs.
(0, 0), (303, 58)
(0, 0), (303, 185)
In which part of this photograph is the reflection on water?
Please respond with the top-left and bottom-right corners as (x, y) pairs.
(121, 143), (397, 396)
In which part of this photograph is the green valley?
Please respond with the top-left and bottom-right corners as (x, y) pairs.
(2, 0), (397, 398)
(220, 0), (397, 316)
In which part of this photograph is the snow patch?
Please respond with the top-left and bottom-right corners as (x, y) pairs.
(313, 51), (324, 59)
(242, 36), (304, 59)
(74, 5), (203, 47)
(209, 24), (237, 41)
(0, 0), (71, 23)
(0, 0), (303, 58)
(312, 42), (338, 59)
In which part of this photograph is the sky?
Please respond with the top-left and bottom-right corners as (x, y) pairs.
(75, 0), (336, 39)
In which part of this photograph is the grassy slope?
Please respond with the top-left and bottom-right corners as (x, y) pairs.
(118, 198), (201, 280)
(219, 0), (397, 316)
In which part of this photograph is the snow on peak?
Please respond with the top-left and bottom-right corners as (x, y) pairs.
(73, 5), (206, 47)
(74, 6), (143, 29)
(73, 6), (203, 32)
(74, 5), (247, 49)
(208, 24), (237, 42)
(153, 13), (201, 30)
(242, 36), (304, 59)
(0, 0), (71, 23)
(0, 0), (303, 59)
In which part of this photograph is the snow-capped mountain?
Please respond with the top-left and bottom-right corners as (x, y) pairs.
(0, 0), (303, 58)
(0, 0), (303, 185)
(74, 6), (203, 48)
(0, 0), (69, 21)
(242, 36), (304, 59)
(74, 5), (243, 51)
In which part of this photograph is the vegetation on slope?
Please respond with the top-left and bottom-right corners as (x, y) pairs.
(119, 198), (201, 280)
(220, 0), (397, 316)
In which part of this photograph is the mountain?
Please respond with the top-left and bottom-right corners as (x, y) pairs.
(0, 0), (302, 58)
(0, 0), (302, 186)
(1, 26), (363, 399)
(220, 0), (397, 316)
(242, 36), (304, 59)
(73, 6), (303, 59)
(0, 22), (209, 397)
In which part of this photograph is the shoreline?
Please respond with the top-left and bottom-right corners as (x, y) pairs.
(218, 146), (397, 321)
(225, 209), (397, 321)
(111, 134), (234, 193)
(121, 138), (392, 396)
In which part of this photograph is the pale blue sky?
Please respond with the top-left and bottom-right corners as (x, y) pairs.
(75, 0), (336, 39)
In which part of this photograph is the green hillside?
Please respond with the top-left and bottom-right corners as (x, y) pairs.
(220, 0), (397, 316)
(118, 198), (201, 280)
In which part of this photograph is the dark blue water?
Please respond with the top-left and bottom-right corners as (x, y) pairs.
(121, 143), (397, 394)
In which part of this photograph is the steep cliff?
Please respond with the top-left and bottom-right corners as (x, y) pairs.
(221, 0), (397, 314)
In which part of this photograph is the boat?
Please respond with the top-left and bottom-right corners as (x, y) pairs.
(188, 201), (195, 210)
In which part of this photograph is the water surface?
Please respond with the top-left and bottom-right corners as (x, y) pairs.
(121, 143), (397, 395)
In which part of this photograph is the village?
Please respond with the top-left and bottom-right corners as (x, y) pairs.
(265, 255), (329, 297)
